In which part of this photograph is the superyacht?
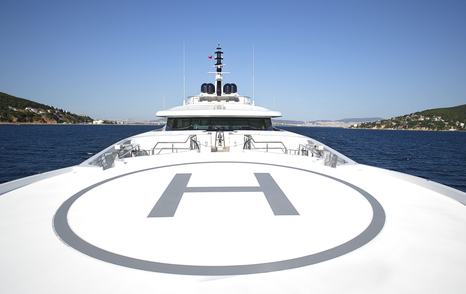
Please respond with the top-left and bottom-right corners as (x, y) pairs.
(1, 46), (465, 294)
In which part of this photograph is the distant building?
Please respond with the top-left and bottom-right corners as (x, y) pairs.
(25, 107), (39, 113)
(92, 120), (104, 125)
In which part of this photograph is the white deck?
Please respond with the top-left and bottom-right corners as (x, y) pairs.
(1, 147), (465, 293)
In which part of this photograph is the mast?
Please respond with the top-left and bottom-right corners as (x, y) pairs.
(200, 45), (237, 99)
(214, 44), (223, 96)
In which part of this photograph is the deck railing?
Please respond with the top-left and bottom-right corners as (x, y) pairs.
(84, 133), (353, 170)
(151, 135), (200, 155)
(242, 135), (350, 167)
(243, 135), (288, 153)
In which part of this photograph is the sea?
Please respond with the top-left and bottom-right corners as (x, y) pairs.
(0, 125), (465, 192)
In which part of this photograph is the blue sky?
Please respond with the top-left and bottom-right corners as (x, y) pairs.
(1, 0), (465, 120)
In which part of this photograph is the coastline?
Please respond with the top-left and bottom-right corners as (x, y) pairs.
(1, 122), (464, 132)
(278, 124), (466, 132)
(348, 127), (465, 132)
(0, 122), (162, 126)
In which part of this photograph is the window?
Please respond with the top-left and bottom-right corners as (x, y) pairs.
(166, 117), (273, 131)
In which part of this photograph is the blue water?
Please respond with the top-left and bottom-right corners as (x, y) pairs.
(0, 125), (465, 192)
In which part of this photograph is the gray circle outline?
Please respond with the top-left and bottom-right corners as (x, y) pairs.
(53, 161), (385, 276)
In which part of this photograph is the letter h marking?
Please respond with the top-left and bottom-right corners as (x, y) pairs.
(148, 173), (299, 217)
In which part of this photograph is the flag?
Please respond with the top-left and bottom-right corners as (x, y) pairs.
(208, 55), (213, 59)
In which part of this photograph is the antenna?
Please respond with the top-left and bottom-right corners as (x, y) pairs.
(252, 45), (255, 101)
(183, 41), (186, 98)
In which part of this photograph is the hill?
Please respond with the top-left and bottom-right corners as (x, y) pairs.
(416, 104), (466, 122)
(353, 104), (466, 131)
(0, 92), (93, 124)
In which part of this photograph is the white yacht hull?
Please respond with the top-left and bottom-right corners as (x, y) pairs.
(1, 147), (465, 293)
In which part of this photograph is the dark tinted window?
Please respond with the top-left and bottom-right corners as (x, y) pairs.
(166, 117), (272, 131)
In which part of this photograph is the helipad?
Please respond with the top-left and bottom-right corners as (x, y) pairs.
(54, 161), (385, 275)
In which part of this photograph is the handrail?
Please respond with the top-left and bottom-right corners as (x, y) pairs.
(243, 135), (288, 153)
(151, 135), (200, 155)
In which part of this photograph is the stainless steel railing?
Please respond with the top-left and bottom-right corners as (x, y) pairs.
(151, 135), (200, 155)
(243, 135), (288, 153)
(242, 135), (351, 167)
